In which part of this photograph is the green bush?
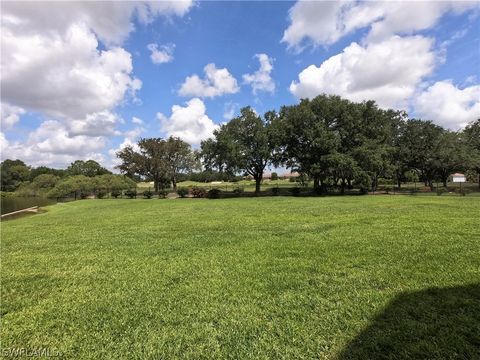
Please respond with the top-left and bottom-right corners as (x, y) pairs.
(97, 190), (107, 199)
(271, 172), (278, 181)
(355, 172), (371, 194)
(177, 188), (189, 198)
(233, 187), (244, 196)
(436, 188), (448, 196)
(124, 189), (137, 199)
(191, 186), (207, 198)
(289, 187), (301, 196)
(158, 189), (169, 199)
(207, 188), (221, 199)
(143, 190), (153, 199)
(271, 187), (280, 196)
(111, 190), (122, 198)
(458, 188), (472, 196)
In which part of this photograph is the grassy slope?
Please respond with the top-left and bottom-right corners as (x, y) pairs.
(1, 197), (479, 359)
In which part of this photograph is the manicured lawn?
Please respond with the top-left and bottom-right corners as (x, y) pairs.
(1, 196), (479, 359)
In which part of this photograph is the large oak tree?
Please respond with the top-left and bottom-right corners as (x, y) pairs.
(200, 107), (274, 193)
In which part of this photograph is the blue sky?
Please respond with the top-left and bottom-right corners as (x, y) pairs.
(1, 1), (479, 169)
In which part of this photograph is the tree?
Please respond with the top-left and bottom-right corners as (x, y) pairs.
(200, 107), (274, 193)
(116, 138), (166, 192)
(162, 137), (199, 191)
(32, 174), (59, 189)
(463, 119), (480, 188)
(432, 131), (470, 187)
(48, 175), (94, 198)
(274, 98), (338, 190)
(322, 152), (359, 193)
(29, 166), (66, 180)
(1, 159), (30, 191)
(398, 120), (444, 190)
(116, 137), (196, 192)
(67, 160), (111, 177)
(92, 174), (136, 195)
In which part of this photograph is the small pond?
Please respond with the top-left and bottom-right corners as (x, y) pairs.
(0, 197), (57, 215)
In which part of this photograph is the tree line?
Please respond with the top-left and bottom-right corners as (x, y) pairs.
(0, 159), (135, 198)
(115, 94), (478, 194)
(201, 94), (479, 193)
(2, 94), (479, 196)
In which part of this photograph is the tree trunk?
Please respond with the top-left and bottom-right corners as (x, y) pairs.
(428, 179), (434, 191)
(254, 173), (262, 194)
(371, 176), (377, 192)
(313, 176), (320, 189)
(154, 179), (159, 193)
(397, 178), (401, 189)
(347, 178), (352, 189)
(341, 179), (346, 194)
(172, 175), (177, 191)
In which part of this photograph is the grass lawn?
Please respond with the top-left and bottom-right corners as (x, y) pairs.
(1, 196), (479, 359)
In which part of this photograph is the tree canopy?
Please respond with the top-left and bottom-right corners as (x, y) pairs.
(200, 107), (275, 193)
(116, 136), (197, 191)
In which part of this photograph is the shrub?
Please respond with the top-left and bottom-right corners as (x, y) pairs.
(271, 187), (280, 196)
(289, 187), (301, 196)
(97, 190), (107, 199)
(458, 188), (472, 196)
(355, 172), (371, 194)
(271, 172), (278, 181)
(143, 190), (153, 199)
(111, 190), (122, 198)
(124, 189), (137, 199)
(158, 189), (169, 199)
(233, 187), (244, 196)
(177, 187), (189, 198)
(289, 177), (296, 183)
(191, 186), (207, 198)
(207, 188), (221, 199)
(436, 188), (448, 196)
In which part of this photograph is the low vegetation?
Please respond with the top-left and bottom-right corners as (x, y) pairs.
(1, 196), (479, 359)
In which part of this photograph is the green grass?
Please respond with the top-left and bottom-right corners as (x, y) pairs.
(1, 196), (479, 359)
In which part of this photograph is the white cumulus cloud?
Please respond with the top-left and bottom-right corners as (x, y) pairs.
(282, 1), (478, 50)
(1, 103), (25, 130)
(290, 35), (436, 109)
(1, 121), (106, 167)
(178, 63), (239, 98)
(0, 1), (194, 166)
(147, 43), (175, 64)
(68, 111), (122, 137)
(2, 23), (141, 121)
(243, 54), (275, 95)
(132, 116), (144, 125)
(414, 81), (480, 130)
(157, 98), (218, 145)
(1, 1), (194, 46)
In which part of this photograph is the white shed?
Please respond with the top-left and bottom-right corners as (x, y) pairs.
(451, 173), (466, 183)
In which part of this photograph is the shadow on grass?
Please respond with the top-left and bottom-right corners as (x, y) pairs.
(338, 284), (480, 360)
